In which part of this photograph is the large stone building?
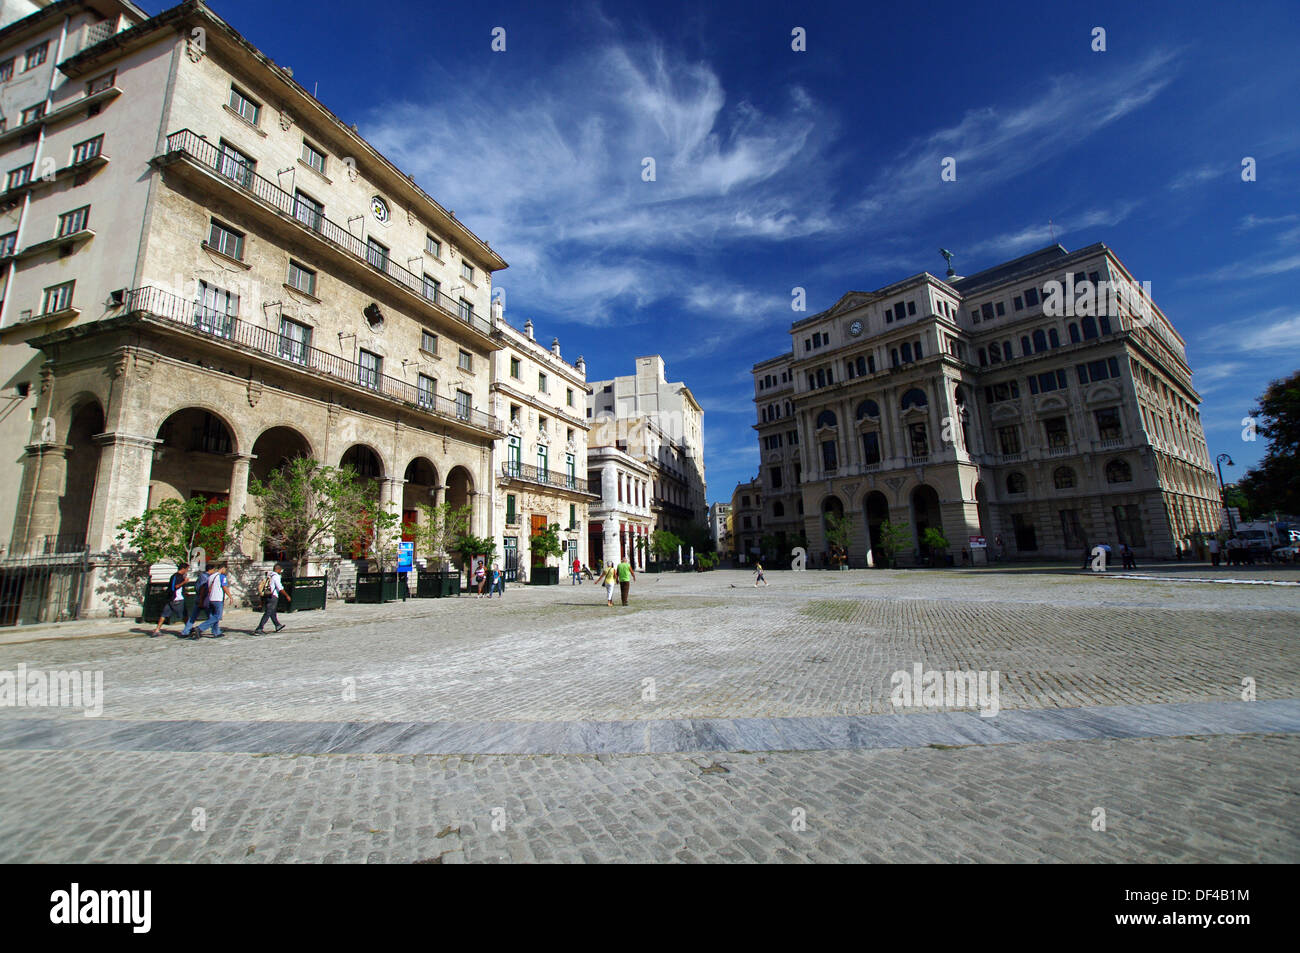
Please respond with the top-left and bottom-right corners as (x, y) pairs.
(707, 500), (729, 552)
(585, 443), (652, 569)
(0, 0), (507, 619)
(490, 314), (597, 580)
(751, 243), (1222, 566)
(587, 355), (707, 541)
(728, 478), (761, 561)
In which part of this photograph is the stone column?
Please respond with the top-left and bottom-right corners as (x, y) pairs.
(225, 453), (254, 556)
(9, 442), (71, 554)
(84, 433), (159, 553)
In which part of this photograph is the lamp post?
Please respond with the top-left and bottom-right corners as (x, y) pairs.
(1215, 453), (1236, 536)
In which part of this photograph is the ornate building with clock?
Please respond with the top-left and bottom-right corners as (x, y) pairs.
(748, 244), (1222, 566)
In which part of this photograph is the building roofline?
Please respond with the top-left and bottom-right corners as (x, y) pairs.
(0, 0), (147, 47)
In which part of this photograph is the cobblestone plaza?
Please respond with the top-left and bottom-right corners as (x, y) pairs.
(1, 566), (1296, 863)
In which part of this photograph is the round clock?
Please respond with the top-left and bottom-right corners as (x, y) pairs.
(370, 195), (390, 224)
(849, 320), (864, 336)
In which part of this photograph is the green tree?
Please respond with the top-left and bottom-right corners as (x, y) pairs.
(920, 527), (950, 566)
(348, 489), (403, 572)
(824, 512), (852, 565)
(452, 531), (497, 583)
(650, 529), (683, 562)
(407, 502), (471, 568)
(247, 458), (370, 572)
(877, 519), (912, 568)
(1237, 369), (1300, 516)
(117, 496), (247, 576)
(529, 522), (566, 566)
(1222, 485), (1253, 523)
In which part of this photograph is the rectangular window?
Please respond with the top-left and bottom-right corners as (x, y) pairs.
(568, 503), (576, 530)
(293, 190), (324, 232)
(287, 260), (316, 295)
(566, 388), (574, 407)
(862, 431), (881, 465)
(426, 234), (441, 257)
(195, 281), (238, 336)
(510, 356), (520, 378)
(422, 273), (440, 302)
(57, 206), (90, 237)
(1060, 510), (1086, 550)
(458, 298), (473, 322)
(981, 303), (994, 321)
(421, 330), (438, 354)
(769, 467), (783, 489)
(20, 103), (45, 125)
(417, 374), (436, 408)
(907, 300), (916, 315)
(908, 422), (929, 456)
(358, 349), (382, 390)
(366, 237), (389, 272)
(24, 42), (49, 71)
(279, 317), (311, 364)
(1095, 408), (1123, 441)
(458, 349), (472, 371)
(229, 85), (261, 125)
(995, 302), (1005, 316)
(538, 416), (548, 433)
(1025, 287), (1039, 307)
(537, 445), (549, 476)
(71, 135), (103, 165)
(301, 140), (326, 175)
(0, 231), (15, 257)
(506, 494), (516, 524)
(821, 440), (838, 471)
(461, 261), (474, 282)
(1044, 417), (1069, 448)
(86, 71), (115, 95)
(218, 141), (255, 188)
(1113, 504), (1145, 547)
(207, 219), (244, 260)
(0, 59), (13, 82)
(42, 281), (74, 314)
(538, 372), (548, 393)
(1013, 295), (1023, 311)
(998, 426), (1021, 455)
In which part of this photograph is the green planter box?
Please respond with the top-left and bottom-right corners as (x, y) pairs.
(415, 571), (443, 598)
(283, 576), (326, 612)
(644, 562), (661, 574)
(529, 566), (560, 586)
(355, 572), (410, 603)
(140, 580), (212, 623)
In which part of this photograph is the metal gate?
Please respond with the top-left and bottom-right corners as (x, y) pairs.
(503, 536), (518, 582)
(0, 546), (90, 627)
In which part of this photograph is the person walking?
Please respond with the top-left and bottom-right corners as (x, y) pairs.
(754, 561), (769, 587)
(1207, 536), (1221, 567)
(490, 563), (504, 599)
(151, 564), (188, 637)
(192, 562), (231, 638)
(179, 564), (211, 638)
(571, 556), (583, 585)
(616, 554), (635, 606)
(601, 561), (618, 606)
(253, 562), (289, 634)
(474, 561), (487, 598)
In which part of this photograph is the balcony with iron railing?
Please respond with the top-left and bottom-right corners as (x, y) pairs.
(157, 129), (495, 340)
(500, 461), (594, 495)
(122, 286), (502, 435)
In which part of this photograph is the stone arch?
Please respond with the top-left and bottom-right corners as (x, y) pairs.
(974, 481), (989, 537)
(57, 398), (106, 549)
(339, 443), (386, 481)
(401, 457), (441, 555)
(150, 407), (239, 510)
(445, 464), (476, 530)
(910, 483), (943, 554)
(248, 426), (314, 560)
(864, 490), (889, 568)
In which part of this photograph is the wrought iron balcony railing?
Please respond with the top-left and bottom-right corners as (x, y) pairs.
(160, 129), (494, 338)
(500, 461), (591, 494)
(124, 285), (502, 434)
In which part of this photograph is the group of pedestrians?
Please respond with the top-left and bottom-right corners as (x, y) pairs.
(474, 563), (506, 598)
(150, 561), (288, 639)
(1079, 543), (1137, 571)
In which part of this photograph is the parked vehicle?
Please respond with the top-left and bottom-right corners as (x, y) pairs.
(1272, 544), (1300, 563)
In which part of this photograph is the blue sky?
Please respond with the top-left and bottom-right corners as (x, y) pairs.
(184, 0), (1298, 503)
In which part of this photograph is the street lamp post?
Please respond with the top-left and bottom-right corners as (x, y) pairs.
(1215, 453), (1236, 536)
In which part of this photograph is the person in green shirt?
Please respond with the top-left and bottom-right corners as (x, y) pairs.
(616, 557), (635, 606)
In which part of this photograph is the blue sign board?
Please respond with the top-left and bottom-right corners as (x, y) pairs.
(397, 541), (414, 572)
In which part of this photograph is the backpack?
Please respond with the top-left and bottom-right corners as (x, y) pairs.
(257, 572), (272, 599)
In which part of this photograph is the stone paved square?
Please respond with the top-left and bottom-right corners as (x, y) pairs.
(1, 566), (1297, 863)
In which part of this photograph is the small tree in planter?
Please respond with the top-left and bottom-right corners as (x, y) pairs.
(920, 527), (950, 567)
(650, 529), (683, 566)
(877, 519), (912, 569)
(528, 522), (566, 585)
(337, 486), (405, 601)
(116, 496), (249, 616)
(824, 513), (852, 569)
(452, 531), (497, 590)
(248, 458), (369, 576)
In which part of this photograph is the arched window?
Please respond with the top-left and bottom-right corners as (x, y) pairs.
(1007, 472), (1027, 494)
(1053, 467), (1075, 490)
(989, 342), (1001, 363)
(816, 410), (838, 429)
(1020, 335), (1032, 356)
(1105, 459), (1132, 483)
(784, 401), (792, 416)
(1048, 328), (1060, 348)
(846, 361), (856, 380)
(901, 388), (928, 411)
(1082, 316), (1099, 339)
(1033, 329), (1047, 352)
(856, 399), (880, 420)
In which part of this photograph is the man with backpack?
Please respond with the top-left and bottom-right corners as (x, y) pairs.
(253, 562), (289, 634)
(192, 561), (231, 638)
(179, 564), (211, 639)
(150, 564), (189, 637)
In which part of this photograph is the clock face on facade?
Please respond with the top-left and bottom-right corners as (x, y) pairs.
(371, 195), (390, 224)
(849, 320), (864, 336)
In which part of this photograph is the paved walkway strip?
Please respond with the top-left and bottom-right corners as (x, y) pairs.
(1, 699), (1295, 756)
